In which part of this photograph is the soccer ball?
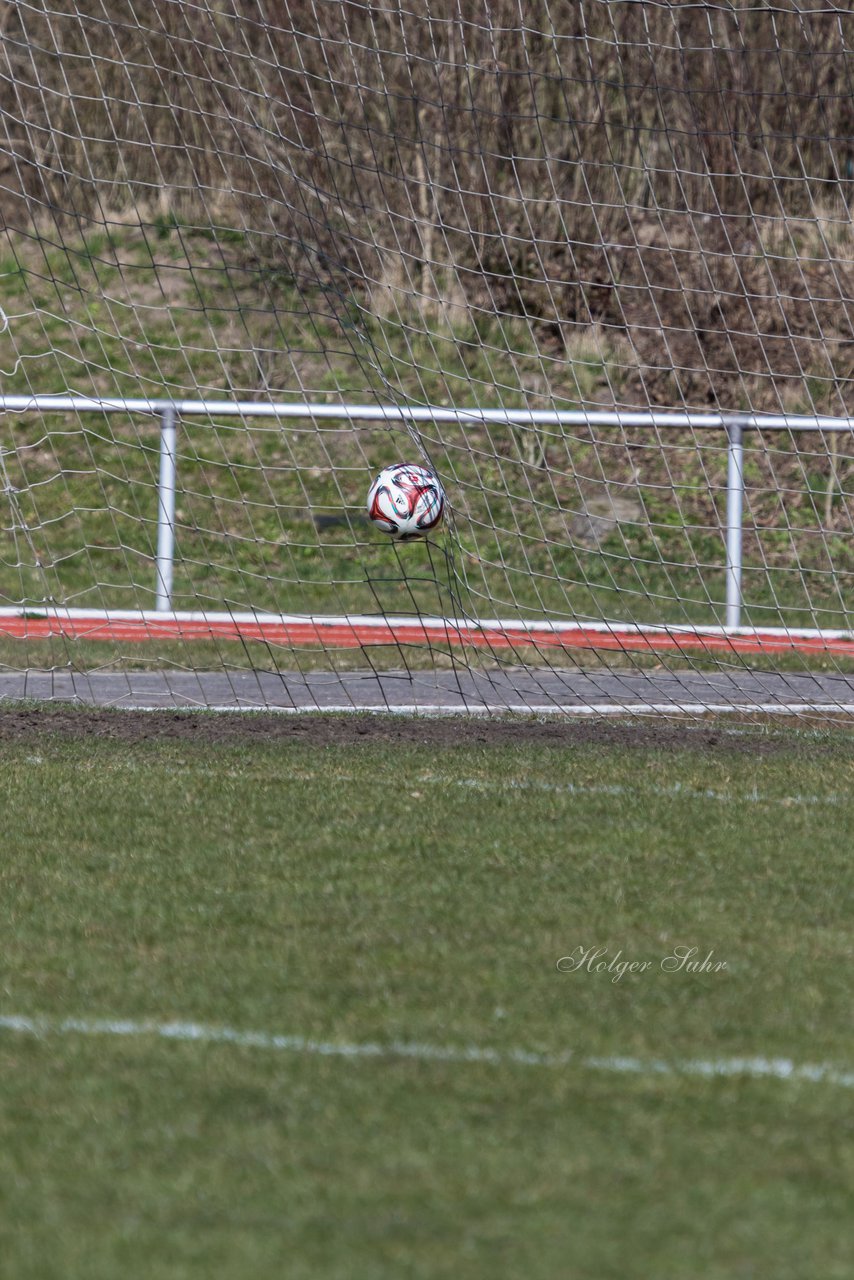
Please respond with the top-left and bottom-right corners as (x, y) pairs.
(367, 463), (445, 540)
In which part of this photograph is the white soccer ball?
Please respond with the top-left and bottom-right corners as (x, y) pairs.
(367, 463), (445, 540)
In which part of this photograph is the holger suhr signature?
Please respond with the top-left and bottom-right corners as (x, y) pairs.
(557, 945), (728, 983)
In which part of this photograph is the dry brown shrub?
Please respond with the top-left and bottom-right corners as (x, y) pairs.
(1, 1), (853, 410)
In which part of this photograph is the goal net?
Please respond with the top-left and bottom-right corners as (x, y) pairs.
(1, 0), (854, 715)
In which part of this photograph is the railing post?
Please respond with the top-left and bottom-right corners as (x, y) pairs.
(725, 418), (744, 630)
(155, 406), (177, 612)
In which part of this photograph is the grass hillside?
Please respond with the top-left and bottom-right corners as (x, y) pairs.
(0, 221), (852, 664)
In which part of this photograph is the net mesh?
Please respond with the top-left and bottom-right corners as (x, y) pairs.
(1, 0), (854, 714)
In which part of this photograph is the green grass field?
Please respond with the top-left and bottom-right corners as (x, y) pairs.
(1, 711), (852, 1279)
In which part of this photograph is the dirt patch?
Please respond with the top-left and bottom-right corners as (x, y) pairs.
(0, 707), (846, 756)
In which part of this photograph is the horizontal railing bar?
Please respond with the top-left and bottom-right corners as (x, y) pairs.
(1, 607), (852, 639)
(0, 396), (853, 431)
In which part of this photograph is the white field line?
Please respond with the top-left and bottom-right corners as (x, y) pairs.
(55, 756), (835, 807)
(115, 701), (854, 717)
(0, 1013), (851, 1089)
(425, 775), (842, 808)
(282, 769), (838, 808)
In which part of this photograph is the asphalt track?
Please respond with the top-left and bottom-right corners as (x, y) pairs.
(1, 667), (854, 715)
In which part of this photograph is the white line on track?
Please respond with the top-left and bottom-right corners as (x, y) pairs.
(1, 1013), (852, 1088)
(116, 701), (854, 716)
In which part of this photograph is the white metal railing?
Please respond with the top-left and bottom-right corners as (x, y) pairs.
(2, 396), (853, 626)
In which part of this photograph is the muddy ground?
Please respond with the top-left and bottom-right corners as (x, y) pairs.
(0, 706), (846, 756)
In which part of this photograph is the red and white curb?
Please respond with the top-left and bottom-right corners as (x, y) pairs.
(4, 608), (854, 657)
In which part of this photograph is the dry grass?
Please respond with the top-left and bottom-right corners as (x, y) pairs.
(2, 2), (854, 415)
